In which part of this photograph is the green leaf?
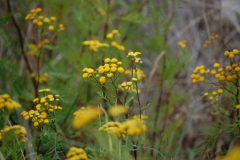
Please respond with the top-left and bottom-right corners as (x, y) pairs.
(140, 103), (150, 110)
(96, 91), (106, 99)
(163, 143), (179, 157)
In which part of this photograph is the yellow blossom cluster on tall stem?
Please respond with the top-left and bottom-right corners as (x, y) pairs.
(0, 125), (27, 143)
(25, 8), (64, 31)
(72, 106), (102, 129)
(177, 40), (187, 49)
(82, 29), (125, 52)
(82, 58), (125, 105)
(31, 72), (48, 84)
(191, 48), (240, 112)
(66, 147), (90, 160)
(26, 39), (50, 56)
(202, 33), (219, 48)
(21, 89), (62, 127)
(0, 94), (21, 111)
(82, 40), (109, 52)
(24, 8), (64, 98)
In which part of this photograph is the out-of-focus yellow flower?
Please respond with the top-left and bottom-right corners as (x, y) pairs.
(0, 125), (28, 143)
(98, 122), (125, 139)
(119, 119), (147, 136)
(218, 146), (240, 160)
(0, 94), (21, 110)
(73, 106), (102, 129)
(109, 105), (128, 116)
(177, 40), (187, 48)
(82, 40), (109, 52)
(66, 147), (90, 160)
(125, 69), (146, 80)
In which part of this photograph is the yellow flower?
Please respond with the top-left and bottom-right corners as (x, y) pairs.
(86, 68), (94, 74)
(213, 63), (220, 68)
(99, 76), (106, 84)
(48, 25), (54, 31)
(117, 67), (124, 73)
(36, 8), (42, 13)
(44, 119), (49, 124)
(82, 73), (89, 78)
(66, 147), (89, 160)
(109, 105), (128, 116)
(37, 21), (43, 26)
(104, 58), (111, 63)
(106, 33), (113, 39)
(127, 82), (132, 85)
(107, 73), (113, 78)
(177, 40), (187, 48)
(132, 78), (138, 81)
(236, 105), (240, 109)
(73, 106), (102, 129)
(110, 67), (117, 72)
(98, 122), (125, 139)
(43, 17), (50, 23)
(34, 122), (39, 127)
(218, 89), (223, 94)
(218, 145), (240, 160)
(98, 67), (105, 74)
(50, 16), (56, 21)
(111, 58), (118, 63)
(119, 119), (147, 136)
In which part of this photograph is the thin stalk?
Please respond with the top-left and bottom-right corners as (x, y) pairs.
(100, 105), (113, 155)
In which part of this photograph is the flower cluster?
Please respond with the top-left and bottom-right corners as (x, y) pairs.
(0, 94), (21, 111)
(191, 49), (240, 109)
(25, 8), (64, 31)
(202, 33), (219, 48)
(218, 145), (240, 160)
(106, 29), (125, 51)
(99, 114), (147, 138)
(82, 58), (124, 85)
(106, 30), (120, 39)
(111, 41), (125, 51)
(82, 40), (109, 52)
(66, 147), (90, 160)
(73, 106), (102, 129)
(132, 114), (148, 120)
(119, 81), (141, 93)
(190, 65), (206, 84)
(108, 105), (128, 116)
(31, 73), (48, 84)
(203, 89), (223, 104)
(191, 49), (240, 84)
(21, 89), (62, 127)
(119, 118), (147, 136)
(223, 49), (240, 59)
(26, 39), (50, 56)
(126, 51), (142, 63)
(125, 69), (146, 80)
(0, 125), (27, 143)
(177, 40), (187, 49)
(98, 122), (126, 139)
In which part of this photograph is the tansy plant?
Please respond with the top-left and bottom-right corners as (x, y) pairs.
(21, 89), (65, 158)
(0, 94), (27, 159)
(24, 8), (64, 97)
(191, 48), (240, 154)
(82, 29), (125, 52)
(76, 51), (176, 160)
